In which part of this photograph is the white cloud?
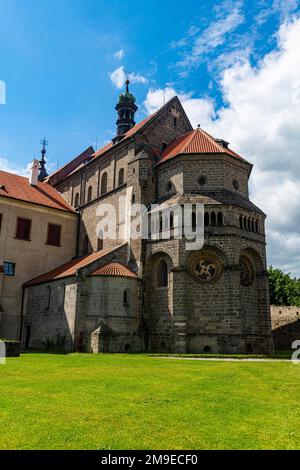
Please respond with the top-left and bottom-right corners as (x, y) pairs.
(114, 49), (124, 60)
(0, 157), (29, 176)
(110, 66), (148, 89)
(145, 17), (300, 277)
(174, 1), (245, 71)
(144, 87), (215, 126)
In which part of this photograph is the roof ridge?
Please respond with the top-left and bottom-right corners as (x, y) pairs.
(0, 170), (75, 212)
(46, 146), (95, 181)
(24, 243), (128, 287)
(182, 129), (200, 153)
(197, 127), (226, 153)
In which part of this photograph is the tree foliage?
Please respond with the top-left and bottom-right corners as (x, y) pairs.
(268, 267), (300, 307)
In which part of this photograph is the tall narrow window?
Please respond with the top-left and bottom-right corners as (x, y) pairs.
(74, 193), (80, 208)
(211, 212), (216, 227)
(204, 212), (210, 227)
(101, 172), (108, 195)
(170, 213), (174, 230)
(47, 224), (61, 247)
(118, 168), (125, 186)
(157, 259), (168, 288)
(192, 212), (197, 232)
(97, 231), (103, 251)
(16, 218), (31, 241)
(83, 236), (89, 255)
(217, 212), (223, 227)
(87, 186), (93, 203)
(123, 290), (129, 305)
(46, 286), (51, 310)
(0, 214), (2, 233)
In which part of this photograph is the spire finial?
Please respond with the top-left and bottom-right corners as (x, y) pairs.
(114, 79), (138, 140)
(38, 138), (49, 181)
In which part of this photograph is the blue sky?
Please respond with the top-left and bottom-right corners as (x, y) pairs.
(0, 0), (295, 168)
(1, 0), (300, 276)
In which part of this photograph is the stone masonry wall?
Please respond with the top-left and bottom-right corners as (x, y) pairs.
(271, 305), (300, 350)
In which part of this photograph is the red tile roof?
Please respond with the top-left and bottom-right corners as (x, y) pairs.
(92, 114), (155, 159)
(159, 128), (246, 164)
(89, 262), (138, 279)
(0, 170), (75, 212)
(24, 244), (127, 287)
(45, 146), (94, 186)
(46, 96), (192, 185)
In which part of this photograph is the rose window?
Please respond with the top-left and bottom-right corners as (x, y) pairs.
(189, 251), (223, 283)
(240, 256), (255, 286)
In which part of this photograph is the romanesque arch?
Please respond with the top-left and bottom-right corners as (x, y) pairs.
(143, 251), (175, 352)
(238, 247), (269, 353)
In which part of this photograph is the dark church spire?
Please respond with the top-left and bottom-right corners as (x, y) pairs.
(115, 80), (138, 139)
(38, 138), (49, 181)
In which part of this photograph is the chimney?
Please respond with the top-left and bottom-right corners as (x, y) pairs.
(29, 159), (39, 186)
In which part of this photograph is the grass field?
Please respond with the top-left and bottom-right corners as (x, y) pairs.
(0, 353), (299, 450)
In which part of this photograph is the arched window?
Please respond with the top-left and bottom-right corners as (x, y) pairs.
(157, 259), (168, 288)
(170, 212), (174, 230)
(211, 212), (216, 226)
(97, 237), (103, 252)
(74, 193), (79, 208)
(217, 212), (223, 227)
(251, 219), (255, 232)
(159, 213), (163, 232)
(243, 217), (247, 230)
(87, 186), (92, 203)
(255, 220), (259, 233)
(247, 218), (251, 231)
(97, 230), (103, 251)
(118, 168), (125, 186)
(239, 215), (243, 228)
(123, 290), (129, 305)
(204, 212), (210, 227)
(83, 236), (89, 255)
(46, 286), (51, 310)
(100, 172), (108, 195)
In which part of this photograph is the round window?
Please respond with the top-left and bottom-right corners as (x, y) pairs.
(189, 250), (223, 283)
(198, 175), (207, 186)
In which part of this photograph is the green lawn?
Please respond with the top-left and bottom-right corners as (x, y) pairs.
(0, 353), (299, 450)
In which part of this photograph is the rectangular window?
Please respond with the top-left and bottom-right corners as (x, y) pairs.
(0, 214), (2, 233)
(3, 262), (15, 276)
(47, 224), (61, 247)
(16, 218), (31, 241)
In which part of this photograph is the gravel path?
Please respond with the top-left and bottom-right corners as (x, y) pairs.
(156, 356), (293, 362)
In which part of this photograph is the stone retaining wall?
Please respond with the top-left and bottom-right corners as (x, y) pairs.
(271, 306), (300, 350)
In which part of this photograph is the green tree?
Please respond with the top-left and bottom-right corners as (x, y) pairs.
(268, 267), (300, 307)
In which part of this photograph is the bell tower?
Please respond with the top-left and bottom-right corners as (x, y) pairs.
(115, 80), (138, 138)
(38, 138), (48, 181)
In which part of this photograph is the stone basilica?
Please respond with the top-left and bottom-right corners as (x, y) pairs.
(22, 81), (274, 354)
